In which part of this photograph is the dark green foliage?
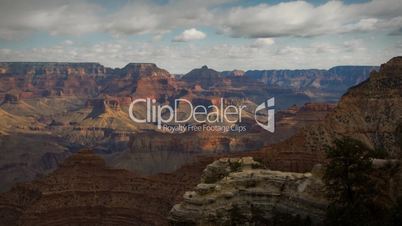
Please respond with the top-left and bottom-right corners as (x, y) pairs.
(323, 137), (401, 226)
(324, 137), (375, 206)
(324, 137), (377, 225)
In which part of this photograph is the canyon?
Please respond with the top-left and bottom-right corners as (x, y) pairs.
(0, 61), (368, 191)
(0, 57), (400, 225)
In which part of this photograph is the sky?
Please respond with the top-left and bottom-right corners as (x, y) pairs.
(0, 0), (401, 73)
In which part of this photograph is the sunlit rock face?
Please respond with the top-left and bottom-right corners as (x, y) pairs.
(0, 62), (106, 98)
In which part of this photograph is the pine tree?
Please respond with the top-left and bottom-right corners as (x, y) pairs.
(324, 137), (380, 226)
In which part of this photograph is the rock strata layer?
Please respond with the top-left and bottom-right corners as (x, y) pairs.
(169, 157), (328, 225)
(0, 150), (212, 226)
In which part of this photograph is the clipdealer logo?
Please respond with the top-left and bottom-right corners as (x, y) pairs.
(254, 97), (275, 133)
(128, 98), (275, 133)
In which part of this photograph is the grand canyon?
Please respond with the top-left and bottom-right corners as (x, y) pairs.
(0, 61), (376, 190)
(0, 56), (400, 225)
(1, 0), (402, 225)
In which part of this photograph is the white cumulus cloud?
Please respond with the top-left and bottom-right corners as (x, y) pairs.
(251, 38), (275, 47)
(173, 28), (206, 42)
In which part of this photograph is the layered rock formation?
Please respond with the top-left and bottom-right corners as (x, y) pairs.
(0, 62), (104, 98)
(169, 156), (402, 225)
(0, 150), (216, 226)
(0, 62), (377, 105)
(100, 63), (177, 98)
(307, 57), (402, 155)
(169, 157), (328, 225)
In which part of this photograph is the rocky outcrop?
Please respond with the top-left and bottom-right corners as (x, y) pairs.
(85, 98), (123, 119)
(182, 65), (223, 89)
(169, 157), (328, 225)
(120, 63), (171, 78)
(170, 156), (402, 225)
(309, 57), (402, 156)
(100, 63), (175, 97)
